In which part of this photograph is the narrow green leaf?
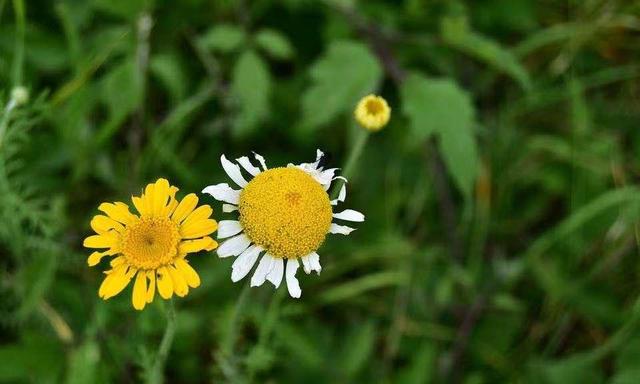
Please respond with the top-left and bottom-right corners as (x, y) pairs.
(441, 16), (532, 90)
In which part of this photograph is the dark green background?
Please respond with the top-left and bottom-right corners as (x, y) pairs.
(2, 0), (640, 383)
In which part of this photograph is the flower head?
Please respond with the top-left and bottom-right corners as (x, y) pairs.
(203, 151), (364, 298)
(84, 178), (218, 310)
(354, 94), (391, 131)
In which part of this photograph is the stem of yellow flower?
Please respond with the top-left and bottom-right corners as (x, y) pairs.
(148, 299), (176, 384)
(332, 128), (369, 199)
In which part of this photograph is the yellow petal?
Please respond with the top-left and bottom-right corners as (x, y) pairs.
(156, 266), (173, 299)
(110, 256), (126, 268)
(163, 186), (179, 216)
(180, 219), (218, 239)
(98, 202), (135, 225)
(181, 205), (213, 228)
(146, 271), (156, 303)
(83, 233), (119, 249)
(152, 178), (170, 216)
(90, 215), (124, 234)
(171, 193), (198, 224)
(87, 250), (117, 266)
(132, 196), (148, 217)
(178, 237), (217, 254)
(99, 265), (135, 300)
(168, 265), (189, 297)
(175, 258), (200, 288)
(132, 271), (148, 310)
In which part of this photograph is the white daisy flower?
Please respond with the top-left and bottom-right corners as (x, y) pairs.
(202, 150), (364, 298)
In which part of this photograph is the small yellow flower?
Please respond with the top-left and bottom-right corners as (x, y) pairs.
(203, 151), (365, 298)
(354, 94), (391, 131)
(83, 178), (218, 310)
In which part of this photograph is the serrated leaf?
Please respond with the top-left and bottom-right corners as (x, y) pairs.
(401, 73), (478, 197)
(199, 24), (246, 53)
(301, 40), (382, 132)
(441, 16), (531, 90)
(255, 29), (294, 60)
(231, 50), (271, 138)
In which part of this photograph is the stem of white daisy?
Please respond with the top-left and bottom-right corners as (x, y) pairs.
(148, 299), (176, 384)
(221, 280), (251, 355)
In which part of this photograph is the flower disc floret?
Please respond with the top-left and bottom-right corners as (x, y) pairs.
(238, 167), (332, 259)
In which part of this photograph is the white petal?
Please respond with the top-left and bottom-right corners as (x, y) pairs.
(253, 152), (268, 170)
(308, 252), (322, 274)
(318, 168), (338, 189)
(236, 156), (261, 176)
(217, 234), (251, 258)
(218, 220), (243, 239)
(333, 209), (365, 222)
(331, 183), (347, 205)
(251, 253), (275, 287)
(221, 155), (248, 187)
(329, 223), (356, 235)
(301, 254), (312, 274)
(231, 245), (262, 282)
(223, 204), (238, 213)
(286, 259), (302, 298)
(266, 257), (284, 288)
(202, 183), (240, 205)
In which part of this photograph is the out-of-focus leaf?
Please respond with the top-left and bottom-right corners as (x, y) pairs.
(255, 29), (294, 60)
(527, 355), (603, 384)
(150, 52), (188, 102)
(319, 271), (407, 304)
(440, 16), (531, 90)
(230, 49), (271, 138)
(66, 340), (101, 384)
(0, 333), (64, 382)
(16, 253), (56, 318)
(401, 73), (478, 197)
(276, 323), (324, 369)
(340, 322), (376, 377)
(199, 24), (246, 53)
(94, 0), (146, 20)
(396, 342), (437, 384)
(301, 40), (382, 132)
(97, 58), (142, 142)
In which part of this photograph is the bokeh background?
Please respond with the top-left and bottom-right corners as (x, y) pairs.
(2, 0), (640, 383)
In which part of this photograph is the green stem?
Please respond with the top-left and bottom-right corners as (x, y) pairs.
(148, 300), (176, 384)
(332, 127), (369, 199)
(11, 0), (25, 87)
(221, 281), (251, 356)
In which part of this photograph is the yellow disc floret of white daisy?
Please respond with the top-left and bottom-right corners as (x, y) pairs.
(354, 94), (391, 131)
(203, 150), (365, 298)
(83, 178), (218, 310)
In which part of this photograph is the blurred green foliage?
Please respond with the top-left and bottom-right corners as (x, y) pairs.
(1, 0), (640, 383)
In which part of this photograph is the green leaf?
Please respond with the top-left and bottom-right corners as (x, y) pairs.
(199, 24), (246, 53)
(441, 16), (531, 90)
(396, 342), (437, 384)
(150, 52), (188, 102)
(100, 58), (143, 122)
(527, 355), (603, 384)
(255, 29), (294, 60)
(231, 50), (271, 138)
(340, 322), (376, 377)
(401, 73), (479, 197)
(66, 341), (101, 384)
(301, 40), (382, 132)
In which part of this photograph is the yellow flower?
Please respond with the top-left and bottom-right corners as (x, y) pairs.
(203, 150), (365, 298)
(83, 178), (218, 310)
(354, 94), (391, 131)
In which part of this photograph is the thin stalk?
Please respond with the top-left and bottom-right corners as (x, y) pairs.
(331, 127), (369, 200)
(148, 299), (176, 384)
(221, 281), (252, 356)
(11, 0), (25, 87)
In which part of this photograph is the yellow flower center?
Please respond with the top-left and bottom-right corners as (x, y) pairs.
(121, 216), (181, 270)
(365, 98), (384, 115)
(238, 167), (333, 259)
